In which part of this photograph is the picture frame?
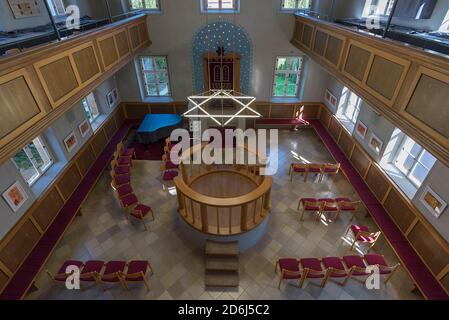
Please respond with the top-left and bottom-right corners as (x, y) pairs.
(107, 88), (120, 108)
(63, 131), (78, 153)
(420, 186), (447, 218)
(324, 89), (338, 109)
(368, 133), (383, 154)
(355, 121), (368, 140)
(2, 181), (28, 213)
(78, 119), (91, 138)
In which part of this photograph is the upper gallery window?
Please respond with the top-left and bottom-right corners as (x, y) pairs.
(82, 93), (100, 124)
(139, 56), (172, 97)
(272, 57), (303, 97)
(394, 136), (436, 187)
(129, 0), (160, 11)
(362, 0), (395, 18)
(281, 0), (310, 11)
(201, 0), (239, 12)
(336, 87), (362, 132)
(46, 0), (66, 16)
(12, 136), (53, 186)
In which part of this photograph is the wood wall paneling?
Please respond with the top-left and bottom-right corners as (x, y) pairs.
(0, 69), (46, 146)
(365, 165), (390, 202)
(91, 129), (108, 155)
(313, 29), (328, 56)
(150, 104), (175, 114)
(408, 222), (449, 276)
(441, 271), (449, 295)
(319, 107), (331, 128)
(301, 24), (314, 48)
(344, 43), (371, 82)
(350, 144), (371, 177)
(138, 22), (149, 44)
(129, 25), (140, 50)
(383, 188), (417, 233)
(270, 105), (295, 118)
(174, 103), (188, 115)
(56, 164), (82, 201)
(324, 35), (343, 67)
(35, 55), (79, 107)
(72, 44), (101, 83)
(338, 129), (354, 158)
(104, 117), (117, 140)
(328, 117), (342, 141)
(115, 30), (130, 58)
(296, 104), (320, 119)
(294, 20), (304, 43)
(403, 68), (449, 140)
(76, 145), (96, 176)
(255, 104), (270, 118)
(0, 219), (40, 273)
(0, 269), (9, 294)
(124, 104), (150, 119)
(98, 36), (119, 69)
(366, 55), (405, 102)
(31, 187), (64, 231)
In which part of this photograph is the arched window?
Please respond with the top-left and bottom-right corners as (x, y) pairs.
(213, 65), (222, 82)
(222, 66), (230, 82)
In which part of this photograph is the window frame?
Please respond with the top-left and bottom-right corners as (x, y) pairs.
(139, 55), (172, 98)
(280, 0), (311, 12)
(46, 0), (66, 17)
(201, 0), (240, 13)
(393, 137), (436, 188)
(361, 0), (395, 19)
(82, 93), (100, 124)
(129, 0), (161, 11)
(272, 56), (304, 98)
(12, 136), (54, 186)
(339, 88), (362, 126)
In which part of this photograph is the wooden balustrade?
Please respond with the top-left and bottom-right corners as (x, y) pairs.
(292, 14), (449, 168)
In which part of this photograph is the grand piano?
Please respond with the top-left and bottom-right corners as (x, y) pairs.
(137, 114), (183, 148)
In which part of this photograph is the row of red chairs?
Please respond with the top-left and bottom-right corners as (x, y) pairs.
(110, 142), (154, 231)
(161, 138), (179, 181)
(290, 163), (341, 182)
(275, 254), (399, 289)
(298, 197), (360, 221)
(46, 260), (153, 291)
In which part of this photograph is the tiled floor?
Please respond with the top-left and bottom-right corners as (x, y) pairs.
(26, 129), (421, 300)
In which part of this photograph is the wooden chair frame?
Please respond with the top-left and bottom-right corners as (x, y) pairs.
(128, 205), (155, 231)
(335, 200), (361, 221)
(117, 141), (136, 159)
(298, 199), (323, 221)
(345, 226), (382, 252)
(289, 163), (309, 182)
(320, 163), (341, 182)
(119, 261), (154, 291)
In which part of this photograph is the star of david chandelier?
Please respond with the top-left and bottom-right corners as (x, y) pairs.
(184, 89), (260, 127)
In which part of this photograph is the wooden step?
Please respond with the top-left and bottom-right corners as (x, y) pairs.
(205, 240), (238, 257)
(205, 271), (239, 287)
(206, 256), (239, 272)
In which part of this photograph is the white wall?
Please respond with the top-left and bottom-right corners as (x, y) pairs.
(116, 0), (330, 102)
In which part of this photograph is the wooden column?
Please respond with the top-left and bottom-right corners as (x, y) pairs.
(241, 204), (248, 232)
(263, 188), (272, 211)
(201, 204), (208, 232)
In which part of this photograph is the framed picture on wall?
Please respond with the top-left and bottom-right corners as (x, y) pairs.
(355, 121), (368, 139)
(324, 89), (338, 109)
(78, 119), (90, 138)
(107, 88), (120, 108)
(368, 133), (383, 154)
(420, 186), (447, 218)
(2, 181), (28, 213)
(63, 132), (78, 153)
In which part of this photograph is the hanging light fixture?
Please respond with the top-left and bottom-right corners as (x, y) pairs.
(185, 0), (259, 127)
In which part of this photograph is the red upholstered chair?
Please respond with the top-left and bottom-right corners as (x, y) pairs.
(111, 160), (130, 176)
(322, 257), (350, 286)
(46, 260), (84, 285)
(364, 254), (400, 284)
(319, 198), (338, 220)
(79, 260), (105, 289)
(98, 261), (127, 290)
(297, 198), (322, 221)
(117, 142), (136, 159)
(162, 154), (178, 170)
(161, 163), (179, 181)
(299, 258), (330, 288)
(345, 225), (382, 252)
(289, 163), (308, 182)
(336, 200), (361, 221)
(342, 255), (369, 282)
(119, 193), (154, 231)
(320, 163), (341, 182)
(111, 181), (133, 200)
(114, 150), (132, 166)
(120, 260), (154, 291)
(110, 170), (131, 187)
(274, 258), (303, 289)
(307, 164), (323, 182)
